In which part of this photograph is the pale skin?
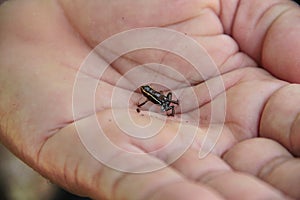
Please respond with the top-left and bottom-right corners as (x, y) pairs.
(0, 0), (300, 199)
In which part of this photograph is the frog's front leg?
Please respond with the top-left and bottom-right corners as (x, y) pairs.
(166, 92), (179, 105)
(162, 104), (175, 116)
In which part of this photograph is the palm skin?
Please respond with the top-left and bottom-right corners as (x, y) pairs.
(0, 0), (300, 199)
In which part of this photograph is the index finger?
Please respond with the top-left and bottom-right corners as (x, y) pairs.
(221, 0), (300, 83)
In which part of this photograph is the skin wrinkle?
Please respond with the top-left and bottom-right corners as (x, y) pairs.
(170, 148), (233, 179)
(73, 160), (81, 195)
(264, 12), (300, 82)
(35, 134), (50, 172)
(258, 156), (292, 180)
(231, 0), (261, 59)
(37, 123), (105, 199)
(257, 83), (288, 137)
(260, 84), (299, 153)
(146, 180), (224, 200)
(260, 4), (294, 65)
(95, 48), (133, 86)
(290, 112), (300, 154)
(163, 13), (207, 29)
(35, 123), (76, 171)
(91, 166), (108, 200)
(92, 161), (119, 200)
(198, 170), (231, 185)
(228, 0), (241, 36)
(81, 162), (110, 199)
(193, 34), (240, 71)
(63, 158), (82, 196)
(224, 102), (253, 139)
(213, 34), (240, 68)
(56, 0), (95, 47)
(222, 121), (248, 145)
(63, 156), (71, 191)
(66, 154), (91, 195)
(55, 0), (91, 49)
(218, 50), (241, 73)
(140, 1), (221, 29)
(109, 154), (189, 199)
(199, 168), (233, 183)
(254, 2), (289, 34)
(200, 171), (289, 200)
(171, 9), (223, 37)
(256, 156), (300, 199)
(111, 166), (131, 200)
(212, 126), (239, 156)
(139, 55), (188, 87)
(114, 173), (182, 200)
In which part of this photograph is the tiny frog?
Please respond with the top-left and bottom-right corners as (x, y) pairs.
(137, 85), (179, 116)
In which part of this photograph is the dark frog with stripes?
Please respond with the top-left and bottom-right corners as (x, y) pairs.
(137, 85), (179, 116)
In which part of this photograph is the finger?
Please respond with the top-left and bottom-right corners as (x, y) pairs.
(182, 67), (286, 141)
(223, 138), (300, 199)
(261, 2), (300, 83)
(221, 0), (300, 82)
(170, 148), (290, 200)
(260, 84), (300, 156)
(130, 118), (290, 200)
(36, 110), (224, 200)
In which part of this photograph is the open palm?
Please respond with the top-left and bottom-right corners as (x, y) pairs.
(0, 0), (299, 199)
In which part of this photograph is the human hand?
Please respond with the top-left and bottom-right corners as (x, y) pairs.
(0, 0), (299, 199)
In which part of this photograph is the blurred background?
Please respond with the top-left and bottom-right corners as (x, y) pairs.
(0, 143), (91, 200)
(0, 143), (55, 200)
(0, 0), (299, 199)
